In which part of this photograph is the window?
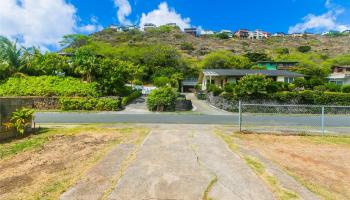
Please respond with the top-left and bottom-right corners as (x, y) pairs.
(330, 80), (344, 86)
(284, 77), (295, 83)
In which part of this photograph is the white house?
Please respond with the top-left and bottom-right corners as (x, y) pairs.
(248, 30), (270, 40)
(328, 66), (350, 85)
(199, 69), (305, 90)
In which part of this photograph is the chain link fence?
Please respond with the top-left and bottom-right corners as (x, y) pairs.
(237, 101), (350, 135)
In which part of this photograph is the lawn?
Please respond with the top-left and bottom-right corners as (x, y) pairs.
(234, 133), (350, 200)
(0, 126), (149, 200)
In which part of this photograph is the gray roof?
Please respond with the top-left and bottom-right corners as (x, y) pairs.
(203, 69), (305, 77)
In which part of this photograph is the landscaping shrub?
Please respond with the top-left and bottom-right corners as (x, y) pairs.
(0, 76), (99, 97)
(59, 97), (121, 111)
(153, 76), (170, 87)
(5, 108), (34, 135)
(121, 90), (142, 107)
(342, 85), (350, 93)
(208, 84), (224, 96)
(147, 87), (177, 111)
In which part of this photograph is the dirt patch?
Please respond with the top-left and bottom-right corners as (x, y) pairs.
(236, 134), (350, 200)
(0, 127), (146, 200)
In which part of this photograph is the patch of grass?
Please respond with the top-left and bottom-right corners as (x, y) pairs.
(303, 135), (350, 146)
(244, 156), (299, 200)
(203, 176), (218, 200)
(244, 156), (265, 175)
(0, 129), (56, 159)
(214, 131), (239, 152)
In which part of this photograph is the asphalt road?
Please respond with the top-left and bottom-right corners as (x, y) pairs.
(35, 112), (350, 127)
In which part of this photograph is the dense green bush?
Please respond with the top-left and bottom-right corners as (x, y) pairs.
(0, 76), (100, 97)
(234, 74), (272, 99)
(153, 76), (170, 87)
(271, 91), (350, 105)
(342, 85), (350, 93)
(59, 97), (121, 111)
(121, 90), (142, 107)
(297, 45), (312, 53)
(208, 84), (224, 96)
(147, 87), (178, 111)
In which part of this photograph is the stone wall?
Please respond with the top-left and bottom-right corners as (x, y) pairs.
(206, 93), (238, 112)
(0, 97), (55, 140)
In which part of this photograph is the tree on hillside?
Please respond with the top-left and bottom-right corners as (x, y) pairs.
(201, 51), (252, 69)
(72, 47), (100, 82)
(244, 52), (271, 63)
(0, 36), (26, 75)
(60, 34), (89, 48)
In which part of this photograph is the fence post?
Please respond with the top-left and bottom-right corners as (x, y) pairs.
(238, 100), (242, 132)
(321, 106), (325, 136)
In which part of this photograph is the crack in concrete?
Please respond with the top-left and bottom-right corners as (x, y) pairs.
(187, 132), (218, 200)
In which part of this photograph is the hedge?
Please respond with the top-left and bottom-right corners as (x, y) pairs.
(0, 76), (100, 97)
(271, 91), (350, 105)
(59, 97), (121, 111)
(121, 91), (142, 107)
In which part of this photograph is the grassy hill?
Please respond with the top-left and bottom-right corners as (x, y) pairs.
(90, 28), (350, 59)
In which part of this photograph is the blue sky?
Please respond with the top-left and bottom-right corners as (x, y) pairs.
(68, 0), (350, 32)
(0, 0), (350, 50)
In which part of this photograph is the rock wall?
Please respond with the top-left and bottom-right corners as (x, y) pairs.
(0, 97), (57, 140)
(206, 93), (238, 112)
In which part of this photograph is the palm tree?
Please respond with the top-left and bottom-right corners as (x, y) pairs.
(0, 36), (25, 74)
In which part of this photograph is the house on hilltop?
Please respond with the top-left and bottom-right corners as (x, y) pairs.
(184, 27), (199, 37)
(248, 30), (270, 40)
(235, 29), (250, 39)
(143, 23), (157, 30)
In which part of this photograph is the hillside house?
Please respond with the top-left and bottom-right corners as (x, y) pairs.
(199, 69), (305, 90)
(219, 30), (234, 38)
(257, 61), (299, 70)
(109, 25), (139, 32)
(328, 66), (350, 85)
(248, 30), (270, 40)
(271, 32), (286, 37)
(184, 27), (199, 37)
(235, 29), (250, 38)
(143, 23), (157, 30)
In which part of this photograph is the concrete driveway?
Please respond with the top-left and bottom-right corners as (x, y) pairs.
(62, 125), (274, 200)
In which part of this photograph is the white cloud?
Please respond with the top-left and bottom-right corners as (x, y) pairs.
(288, 1), (350, 33)
(0, 0), (102, 50)
(113, 0), (132, 25)
(139, 2), (191, 30)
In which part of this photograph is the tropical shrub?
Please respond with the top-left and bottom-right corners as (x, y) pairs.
(208, 84), (224, 96)
(59, 97), (121, 111)
(234, 74), (272, 99)
(0, 76), (100, 97)
(6, 108), (34, 135)
(147, 87), (178, 111)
